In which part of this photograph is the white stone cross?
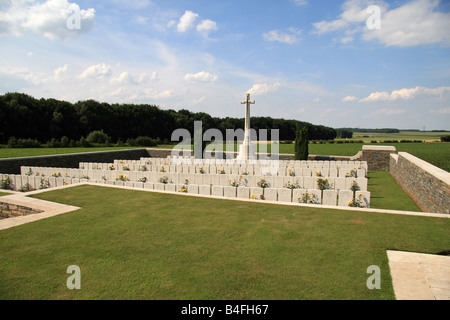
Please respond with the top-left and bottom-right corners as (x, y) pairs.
(239, 93), (256, 160)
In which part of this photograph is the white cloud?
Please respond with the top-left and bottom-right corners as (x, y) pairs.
(364, 0), (450, 47)
(292, 0), (308, 6)
(192, 96), (206, 105)
(54, 64), (68, 79)
(177, 10), (198, 32)
(247, 83), (281, 96)
(184, 71), (218, 82)
(110, 72), (135, 85)
(342, 95), (358, 102)
(312, 0), (450, 47)
(79, 63), (112, 80)
(196, 19), (217, 34)
(340, 36), (354, 44)
(0, 66), (47, 85)
(263, 27), (302, 44)
(360, 91), (391, 102)
(312, 19), (349, 35)
(360, 86), (450, 102)
(373, 108), (406, 115)
(430, 107), (450, 114)
(0, 0), (95, 40)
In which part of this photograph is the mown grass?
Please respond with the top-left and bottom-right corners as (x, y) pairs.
(0, 185), (448, 300)
(367, 171), (421, 212)
(0, 147), (144, 159)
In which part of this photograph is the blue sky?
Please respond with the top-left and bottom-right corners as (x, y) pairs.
(1, 0), (449, 129)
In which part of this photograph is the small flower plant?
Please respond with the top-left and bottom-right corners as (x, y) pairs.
(257, 177), (270, 189)
(229, 175), (248, 188)
(288, 169), (295, 177)
(297, 192), (319, 204)
(116, 174), (129, 182)
(346, 170), (357, 178)
(348, 193), (366, 208)
(250, 194), (265, 200)
(316, 177), (330, 191)
(1, 175), (13, 190)
(284, 179), (300, 189)
(159, 175), (169, 184)
(217, 168), (225, 174)
(350, 180), (360, 193)
(39, 178), (50, 190)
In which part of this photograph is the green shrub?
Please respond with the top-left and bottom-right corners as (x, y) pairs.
(79, 137), (92, 147)
(86, 130), (110, 144)
(60, 136), (70, 147)
(47, 138), (61, 148)
(134, 136), (157, 147)
(8, 137), (41, 148)
(441, 135), (450, 142)
(126, 138), (137, 146)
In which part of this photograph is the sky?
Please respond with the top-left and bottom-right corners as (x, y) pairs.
(0, 0), (449, 130)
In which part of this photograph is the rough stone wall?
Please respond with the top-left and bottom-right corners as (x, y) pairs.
(0, 201), (44, 219)
(390, 153), (450, 214)
(360, 146), (397, 171)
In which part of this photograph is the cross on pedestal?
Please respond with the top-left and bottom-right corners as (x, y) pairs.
(239, 93), (255, 161)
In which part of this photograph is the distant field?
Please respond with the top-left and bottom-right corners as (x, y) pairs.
(350, 131), (448, 142)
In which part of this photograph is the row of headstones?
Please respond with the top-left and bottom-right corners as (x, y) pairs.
(78, 161), (367, 178)
(1, 173), (370, 207)
(19, 167), (368, 191)
(139, 156), (369, 169)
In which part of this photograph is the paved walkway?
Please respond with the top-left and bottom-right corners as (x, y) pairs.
(388, 251), (450, 300)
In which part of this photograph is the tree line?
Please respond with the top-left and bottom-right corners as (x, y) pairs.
(0, 92), (337, 145)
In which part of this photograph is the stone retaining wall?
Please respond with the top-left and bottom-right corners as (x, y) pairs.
(0, 201), (44, 219)
(360, 145), (397, 171)
(390, 152), (450, 214)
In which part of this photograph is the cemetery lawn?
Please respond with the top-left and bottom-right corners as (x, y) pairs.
(1, 186), (448, 300)
(0, 147), (144, 159)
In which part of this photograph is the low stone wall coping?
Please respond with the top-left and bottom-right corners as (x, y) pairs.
(362, 145), (397, 152)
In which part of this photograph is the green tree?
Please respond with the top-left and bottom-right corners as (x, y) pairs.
(295, 126), (309, 160)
